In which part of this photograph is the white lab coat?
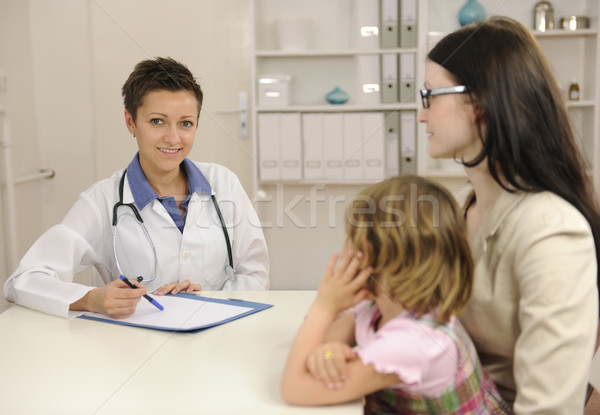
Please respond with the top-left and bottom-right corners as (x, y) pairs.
(3, 161), (270, 317)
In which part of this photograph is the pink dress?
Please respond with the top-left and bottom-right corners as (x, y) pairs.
(353, 300), (510, 414)
(354, 300), (458, 396)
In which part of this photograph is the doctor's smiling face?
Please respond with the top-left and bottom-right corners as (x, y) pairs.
(125, 89), (199, 178)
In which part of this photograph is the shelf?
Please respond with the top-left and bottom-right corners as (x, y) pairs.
(533, 28), (598, 38)
(256, 48), (419, 57)
(257, 103), (419, 112)
(258, 179), (383, 186)
(565, 100), (596, 108)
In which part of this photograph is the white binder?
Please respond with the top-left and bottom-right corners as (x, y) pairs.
(399, 0), (417, 48)
(380, 0), (399, 48)
(356, 55), (381, 105)
(361, 112), (385, 180)
(302, 114), (324, 180)
(257, 113), (280, 181)
(343, 113), (364, 181)
(399, 53), (416, 103)
(279, 113), (302, 180)
(381, 54), (399, 103)
(384, 112), (400, 177)
(353, 0), (380, 49)
(323, 114), (344, 180)
(400, 110), (417, 174)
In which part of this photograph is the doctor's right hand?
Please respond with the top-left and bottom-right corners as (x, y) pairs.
(70, 279), (145, 319)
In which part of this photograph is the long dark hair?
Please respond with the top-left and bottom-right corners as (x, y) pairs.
(429, 16), (600, 286)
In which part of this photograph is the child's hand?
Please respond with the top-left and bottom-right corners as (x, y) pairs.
(306, 342), (358, 389)
(315, 250), (372, 316)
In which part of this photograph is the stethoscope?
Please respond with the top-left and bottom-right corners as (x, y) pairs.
(112, 169), (233, 284)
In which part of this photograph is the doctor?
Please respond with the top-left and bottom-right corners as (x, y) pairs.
(3, 57), (269, 318)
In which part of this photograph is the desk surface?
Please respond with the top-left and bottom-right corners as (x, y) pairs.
(0, 291), (361, 415)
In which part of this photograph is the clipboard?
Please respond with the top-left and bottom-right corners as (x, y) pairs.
(78, 293), (273, 332)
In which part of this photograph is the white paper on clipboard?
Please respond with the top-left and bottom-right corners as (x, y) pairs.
(78, 293), (272, 332)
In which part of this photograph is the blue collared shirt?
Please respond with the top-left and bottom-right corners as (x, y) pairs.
(126, 153), (212, 233)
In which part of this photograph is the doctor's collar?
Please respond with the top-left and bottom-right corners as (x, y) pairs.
(126, 153), (213, 210)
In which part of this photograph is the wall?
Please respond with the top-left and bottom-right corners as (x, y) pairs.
(259, 179), (471, 290)
(0, 1), (96, 313)
(0, 0), (43, 312)
(89, 0), (254, 192)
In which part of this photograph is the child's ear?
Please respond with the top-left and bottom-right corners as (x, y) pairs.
(359, 236), (373, 267)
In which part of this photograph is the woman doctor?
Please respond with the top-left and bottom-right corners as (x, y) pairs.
(3, 57), (269, 318)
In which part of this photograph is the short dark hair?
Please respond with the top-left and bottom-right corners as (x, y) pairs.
(121, 57), (203, 122)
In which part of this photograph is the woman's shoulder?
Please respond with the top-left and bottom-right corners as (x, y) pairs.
(516, 191), (591, 232)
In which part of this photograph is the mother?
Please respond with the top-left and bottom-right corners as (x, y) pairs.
(418, 16), (599, 413)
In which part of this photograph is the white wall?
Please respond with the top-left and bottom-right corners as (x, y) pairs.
(0, 1), (96, 313)
(0, 0), (45, 312)
(89, 0), (254, 191)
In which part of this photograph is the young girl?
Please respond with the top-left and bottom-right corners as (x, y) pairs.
(281, 176), (510, 414)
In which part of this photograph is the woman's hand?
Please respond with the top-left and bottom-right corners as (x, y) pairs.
(71, 278), (145, 318)
(153, 279), (202, 296)
(306, 342), (358, 389)
(315, 250), (372, 316)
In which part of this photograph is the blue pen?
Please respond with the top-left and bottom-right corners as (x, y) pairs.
(119, 275), (164, 311)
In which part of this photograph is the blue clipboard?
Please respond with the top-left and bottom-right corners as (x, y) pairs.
(78, 293), (273, 332)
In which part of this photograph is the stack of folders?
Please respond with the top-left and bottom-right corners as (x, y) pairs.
(354, 0), (418, 106)
(257, 111), (417, 181)
(257, 0), (420, 182)
(380, 0), (418, 105)
(380, 0), (418, 176)
(384, 111), (417, 177)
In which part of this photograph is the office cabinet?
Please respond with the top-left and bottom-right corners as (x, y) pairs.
(251, 0), (426, 185)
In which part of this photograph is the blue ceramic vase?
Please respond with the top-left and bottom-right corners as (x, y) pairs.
(325, 86), (349, 105)
(459, 0), (485, 26)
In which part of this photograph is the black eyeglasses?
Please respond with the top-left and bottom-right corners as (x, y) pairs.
(419, 85), (468, 108)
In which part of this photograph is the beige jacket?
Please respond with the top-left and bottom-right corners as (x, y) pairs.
(458, 188), (598, 414)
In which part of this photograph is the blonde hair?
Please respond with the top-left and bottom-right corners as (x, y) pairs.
(346, 176), (473, 325)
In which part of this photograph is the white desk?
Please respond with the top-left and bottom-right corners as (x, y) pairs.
(0, 291), (361, 415)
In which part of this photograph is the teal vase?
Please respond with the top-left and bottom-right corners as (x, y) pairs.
(325, 86), (349, 105)
(459, 0), (485, 26)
